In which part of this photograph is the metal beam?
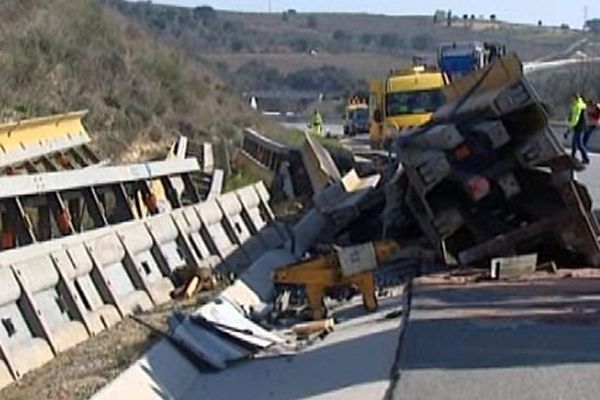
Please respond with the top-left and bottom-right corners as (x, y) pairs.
(0, 158), (200, 198)
(0, 111), (91, 168)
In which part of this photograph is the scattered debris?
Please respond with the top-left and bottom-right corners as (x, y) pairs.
(490, 254), (538, 279)
(384, 309), (404, 319)
(171, 265), (218, 299)
(390, 53), (600, 267)
(84, 53), (600, 398)
(536, 261), (558, 274)
(291, 318), (335, 337)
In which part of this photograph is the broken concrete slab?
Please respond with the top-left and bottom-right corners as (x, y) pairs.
(490, 254), (538, 279)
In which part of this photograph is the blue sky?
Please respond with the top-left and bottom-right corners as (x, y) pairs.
(132, 1), (597, 29)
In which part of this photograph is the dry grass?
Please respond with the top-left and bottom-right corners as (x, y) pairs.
(215, 12), (583, 60)
(0, 291), (215, 400)
(207, 52), (409, 81)
(0, 0), (282, 160)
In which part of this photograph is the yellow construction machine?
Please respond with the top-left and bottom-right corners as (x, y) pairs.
(273, 240), (401, 320)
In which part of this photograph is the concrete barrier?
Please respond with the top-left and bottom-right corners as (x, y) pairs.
(195, 200), (249, 273)
(51, 244), (121, 335)
(117, 222), (174, 305)
(0, 181), (278, 390)
(175, 207), (221, 269)
(145, 214), (191, 274)
(217, 192), (267, 262)
(0, 264), (54, 385)
(12, 254), (89, 354)
(235, 183), (287, 247)
(85, 232), (153, 316)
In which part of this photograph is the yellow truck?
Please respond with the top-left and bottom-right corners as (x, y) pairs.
(369, 65), (446, 149)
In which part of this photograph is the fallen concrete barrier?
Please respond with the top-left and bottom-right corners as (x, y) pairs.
(195, 199), (249, 274)
(0, 177), (283, 390)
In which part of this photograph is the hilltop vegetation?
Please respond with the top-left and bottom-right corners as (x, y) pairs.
(107, 1), (587, 98)
(0, 0), (279, 160)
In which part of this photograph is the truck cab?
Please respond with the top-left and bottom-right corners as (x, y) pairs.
(369, 65), (446, 149)
(343, 97), (369, 136)
(438, 41), (506, 82)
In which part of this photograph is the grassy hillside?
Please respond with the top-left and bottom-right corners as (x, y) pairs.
(0, 0), (282, 160)
(108, 1), (587, 94)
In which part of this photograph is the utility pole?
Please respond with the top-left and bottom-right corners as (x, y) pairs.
(268, 0), (272, 13)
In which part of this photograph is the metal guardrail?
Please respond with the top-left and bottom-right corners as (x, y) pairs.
(0, 158), (206, 252)
(236, 128), (312, 198)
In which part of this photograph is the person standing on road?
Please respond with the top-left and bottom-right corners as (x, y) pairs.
(567, 93), (589, 164)
(310, 109), (323, 136)
(584, 98), (600, 147)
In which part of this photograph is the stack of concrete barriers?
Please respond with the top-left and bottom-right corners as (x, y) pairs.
(0, 181), (285, 390)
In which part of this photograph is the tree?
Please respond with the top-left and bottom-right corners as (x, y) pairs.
(538, 20), (543, 27)
(490, 14), (496, 21)
(411, 34), (433, 51)
(290, 38), (310, 52)
(307, 15), (318, 29)
(333, 29), (350, 41)
(378, 33), (404, 49)
(285, 66), (356, 92)
(447, 10), (452, 27)
(360, 33), (375, 46)
(230, 39), (244, 52)
(434, 10), (446, 24)
(193, 6), (216, 21)
(222, 20), (236, 31)
(585, 19), (600, 33)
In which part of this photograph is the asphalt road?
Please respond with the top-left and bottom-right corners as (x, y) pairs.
(391, 277), (600, 400)
(93, 291), (409, 400)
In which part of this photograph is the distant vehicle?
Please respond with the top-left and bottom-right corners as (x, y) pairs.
(343, 97), (369, 136)
(438, 41), (506, 81)
(368, 65), (446, 149)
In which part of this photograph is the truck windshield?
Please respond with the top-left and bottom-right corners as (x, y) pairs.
(349, 109), (369, 121)
(385, 89), (445, 117)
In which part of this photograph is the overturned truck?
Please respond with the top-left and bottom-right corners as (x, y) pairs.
(389, 54), (600, 267)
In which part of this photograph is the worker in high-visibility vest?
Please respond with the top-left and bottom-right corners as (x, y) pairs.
(567, 93), (589, 164)
(584, 98), (600, 147)
(310, 109), (324, 136)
